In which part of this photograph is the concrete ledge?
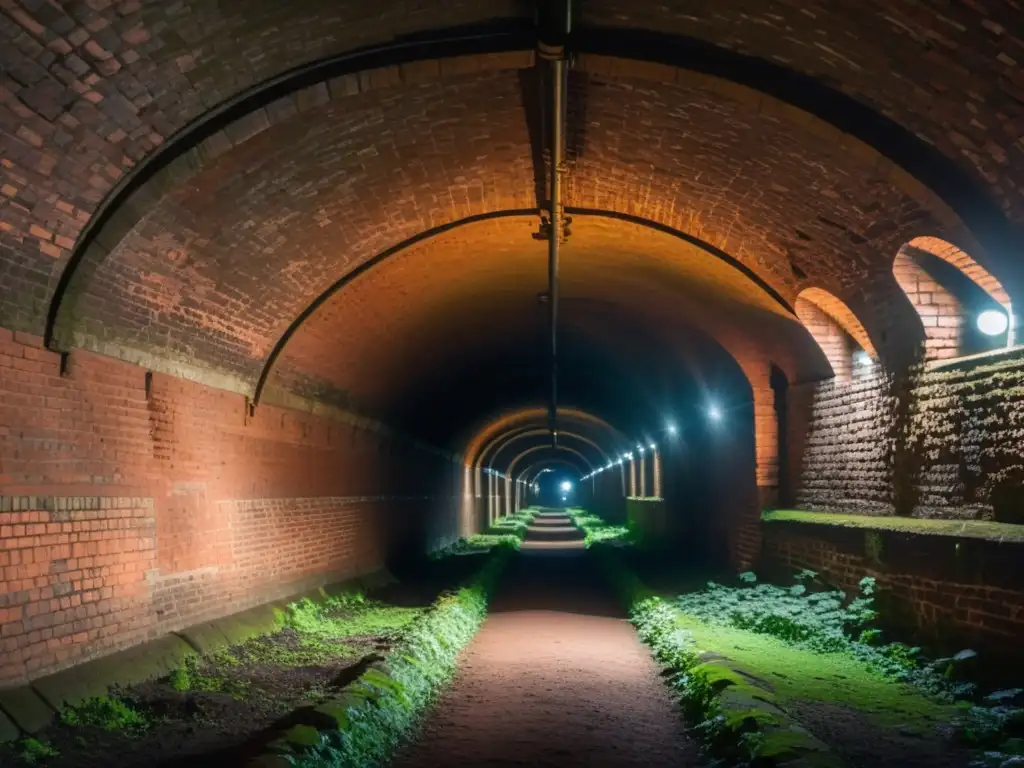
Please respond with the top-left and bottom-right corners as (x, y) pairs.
(0, 708), (17, 743)
(32, 634), (197, 711)
(0, 569), (396, 738)
(0, 686), (57, 735)
(181, 604), (287, 656)
(764, 509), (1024, 542)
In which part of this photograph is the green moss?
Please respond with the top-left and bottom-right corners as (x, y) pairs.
(18, 738), (59, 765)
(60, 696), (149, 733)
(674, 613), (956, 734)
(281, 546), (514, 767)
(764, 509), (1024, 541)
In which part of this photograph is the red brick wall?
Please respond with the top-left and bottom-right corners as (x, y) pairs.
(893, 250), (963, 361)
(788, 349), (1024, 521)
(789, 370), (894, 515)
(759, 520), (1024, 676)
(0, 329), (459, 684)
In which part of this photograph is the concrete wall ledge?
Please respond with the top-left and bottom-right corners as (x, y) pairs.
(0, 568), (395, 740)
(764, 509), (1024, 543)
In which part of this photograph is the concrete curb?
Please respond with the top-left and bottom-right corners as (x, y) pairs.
(0, 709), (18, 744)
(0, 686), (55, 737)
(0, 568), (396, 740)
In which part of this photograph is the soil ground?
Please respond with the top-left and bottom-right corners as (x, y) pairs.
(0, 552), (486, 768)
(393, 512), (699, 767)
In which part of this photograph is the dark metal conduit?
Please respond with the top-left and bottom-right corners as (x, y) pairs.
(539, 0), (571, 449)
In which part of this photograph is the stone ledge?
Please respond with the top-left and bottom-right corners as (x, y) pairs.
(764, 509), (1024, 543)
(0, 568), (395, 738)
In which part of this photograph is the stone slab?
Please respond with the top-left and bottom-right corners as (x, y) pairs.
(181, 603), (285, 655)
(0, 685), (55, 734)
(0, 707), (21, 743)
(33, 634), (195, 710)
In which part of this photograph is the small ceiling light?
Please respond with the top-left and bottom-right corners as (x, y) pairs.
(626, 452), (634, 460)
(708, 405), (722, 421)
(649, 443), (656, 450)
(666, 422), (678, 435)
(855, 350), (873, 368)
(617, 458), (623, 465)
(977, 309), (1009, 337)
(637, 445), (645, 454)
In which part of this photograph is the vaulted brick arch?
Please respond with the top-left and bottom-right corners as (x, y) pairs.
(3, 6), (1017, 384)
(894, 236), (1016, 361)
(795, 288), (877, 382)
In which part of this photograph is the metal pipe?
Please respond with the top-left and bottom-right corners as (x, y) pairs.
(549, 59), (563, 448)
(539, 0), (571, 449)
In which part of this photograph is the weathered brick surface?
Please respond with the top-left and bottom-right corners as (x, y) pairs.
(760, 520), (1024, 672)
(584, 0), (1024, 223)
(791, 370), (895, 514)
(0, 328), (461, 684)
(789, 349), (1024, 522)
(270, 215), (826, 437)
(0, 497), (155, 682)
(568, 73), (951, 298)
(58, 69), (536, 389)
(0, 0), (527, 332)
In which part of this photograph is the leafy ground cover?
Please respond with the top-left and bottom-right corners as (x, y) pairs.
(1, 511), (536, 768)
(1, 590), (430, 768)
(278, 542), (516, 767)
(581, 510), (1023, 767)
(430, 508), (539, 558)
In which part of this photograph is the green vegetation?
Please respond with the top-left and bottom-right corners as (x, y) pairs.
(581, 508), (1024, 766)
(566, 508), (630, 547)
(432, 507), (540, 558)
(279, 542), (517, 767)
(17, 738), (59, 765)
(676, 569), (976, 700)
(60, 695), (149, 733)
(764, 509), (1024, 542)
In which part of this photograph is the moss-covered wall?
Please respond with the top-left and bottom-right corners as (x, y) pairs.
(759, 517), (1024, 679)
(790, 348), (1024, 522)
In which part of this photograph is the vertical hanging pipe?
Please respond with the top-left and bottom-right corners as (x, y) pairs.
(538, 0), (571, 448)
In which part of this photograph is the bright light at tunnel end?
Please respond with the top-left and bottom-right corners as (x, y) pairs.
(560, 480), (573, 492)
(708, 405), (722, 421)
(977, 309), (1009, 336)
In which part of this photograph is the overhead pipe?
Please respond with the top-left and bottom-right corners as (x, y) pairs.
(538, 0), (571, 448)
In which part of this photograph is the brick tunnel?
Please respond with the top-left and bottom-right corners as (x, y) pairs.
(2, 1), (1024, 766)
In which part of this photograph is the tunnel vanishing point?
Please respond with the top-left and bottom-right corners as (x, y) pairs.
(2, 0), (1024, 722)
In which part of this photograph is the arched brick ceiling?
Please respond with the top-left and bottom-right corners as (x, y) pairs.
(265, 215), (824, 442)
(463, 406), (630, 464)
(582, 0), (1024, 222)
(4, 1), (1023, 344)
(53, 69), (536, 387)
(3, 1), (1021, 448)
(23, 62), (945, 392)
(567, 72), (952, 293)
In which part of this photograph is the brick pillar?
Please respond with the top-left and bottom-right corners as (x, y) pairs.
(753, 384), (779, 504)
(629, 457), (637, 497)
(639, 453), (647, 497)
(652, 449), (663, 499)
(893, 251), (963, 361)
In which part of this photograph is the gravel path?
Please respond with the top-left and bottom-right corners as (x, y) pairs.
(395, 512), (697, 767)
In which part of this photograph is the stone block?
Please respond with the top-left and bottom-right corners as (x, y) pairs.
(0, 686), (55, 734)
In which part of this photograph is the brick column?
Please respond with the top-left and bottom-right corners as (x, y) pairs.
(652, 449), (663, 499)
(753, 384), (779, 505)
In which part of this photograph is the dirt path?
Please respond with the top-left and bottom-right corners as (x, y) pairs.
(395, 512), (697, 767)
